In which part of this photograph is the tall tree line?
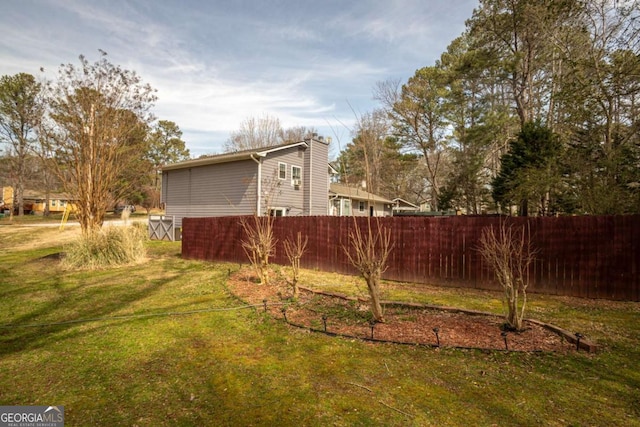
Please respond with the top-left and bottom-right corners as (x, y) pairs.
(339, 0), (640, 215)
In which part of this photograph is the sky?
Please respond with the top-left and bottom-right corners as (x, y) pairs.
(1, 0), (478, 157)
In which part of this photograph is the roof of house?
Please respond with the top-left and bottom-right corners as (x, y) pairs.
(162, 140), (312, 171)
(392, 198), (419, 209)
(329, 183), (393, 204)
(23, 190), (75, 200)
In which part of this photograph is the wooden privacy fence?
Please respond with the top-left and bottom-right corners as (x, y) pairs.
(182, 215), (640, 301)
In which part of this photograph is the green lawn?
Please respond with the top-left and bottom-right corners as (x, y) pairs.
(0, 225), (638, 426)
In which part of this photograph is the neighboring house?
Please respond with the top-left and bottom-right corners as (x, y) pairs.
(24, 191), (75, 214)
(0, 186), (11, 211)
(392, 198), (419, 214)
(329, 183), (394, 217)
(0, 187), (74, 214)
(161, 138), (330, 227)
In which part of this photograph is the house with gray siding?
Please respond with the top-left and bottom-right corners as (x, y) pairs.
(161, 138), (329, 227)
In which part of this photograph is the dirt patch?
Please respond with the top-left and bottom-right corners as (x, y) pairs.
(226, 270), (577, 353)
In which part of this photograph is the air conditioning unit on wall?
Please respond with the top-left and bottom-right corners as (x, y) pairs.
(292, 179), (301, 187)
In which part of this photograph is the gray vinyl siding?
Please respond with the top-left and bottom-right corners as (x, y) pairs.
(309, 139), (329, 215)
(163, 160), (258, 227)
(261, 147), (306, 215)
(303, 143), (311, 214)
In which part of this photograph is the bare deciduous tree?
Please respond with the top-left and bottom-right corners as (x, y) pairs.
(239, 173), (283, 285)
(478, 221), (536, 330)
(283, 232), (308, 299)
(224, 114), (283, 152)
(224, 114), (321, 153)
(240, 214), (276, 285)
(281, 126), (318, 144)
(43, 51), (156, 235)
(343, 219), (393, 322)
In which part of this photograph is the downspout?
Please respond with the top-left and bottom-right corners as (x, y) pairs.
(250, 154), (262, 216)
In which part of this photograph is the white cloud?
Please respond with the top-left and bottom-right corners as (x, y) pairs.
(0, 0), (478, 156)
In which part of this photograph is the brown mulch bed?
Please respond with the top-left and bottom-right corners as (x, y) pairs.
(226, 271), (578, 353)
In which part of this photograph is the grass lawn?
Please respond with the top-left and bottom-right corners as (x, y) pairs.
(0, 225), (638, 426)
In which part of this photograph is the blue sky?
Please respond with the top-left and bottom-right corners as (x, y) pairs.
(1, 0), (478, 157)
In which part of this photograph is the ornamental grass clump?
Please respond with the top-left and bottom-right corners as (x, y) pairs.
(62, 224), (147, 270)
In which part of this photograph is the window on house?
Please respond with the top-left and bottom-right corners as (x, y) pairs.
(291, 166), (301, 184)
(359, 201), (365, 212)
(269, 207), (287, 217)
(278, 162), (287, 180)
(342, 199), (351, 216)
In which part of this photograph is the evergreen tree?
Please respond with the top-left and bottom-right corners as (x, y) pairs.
(492, 121), (562, 215)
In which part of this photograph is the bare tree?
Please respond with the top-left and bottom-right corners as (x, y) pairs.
(373, 78), (402, 110)
(42, 51), (157, 235)
(350, 109), (391, 196)
(376, 68), (451, 211)
(283, 232), (308, 298)
(224, 115), (323, 152)
(478, 221), (536, 331)
(281, 126), (318, 143)
(240, 214), (276, 285)
(336, 107), (395, 322)
(224, 114), (283, 152)
(239, 173), (282, 285)
(343, 218), (393, 322)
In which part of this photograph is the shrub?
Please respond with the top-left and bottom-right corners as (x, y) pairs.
(62, 225), (147, 270)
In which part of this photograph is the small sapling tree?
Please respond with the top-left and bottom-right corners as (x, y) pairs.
(283, 231), (308, 299)
(479, 221), (536, 331)
(343, 218), (393, 322)
(239, 173), (282, 285)
(240, 214), (276, 285)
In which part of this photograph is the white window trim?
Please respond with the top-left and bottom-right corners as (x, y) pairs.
(342, 198), (351, 216)
(278, 162), (287, 180)
(291, 165), (302, 186)
(269, 207), (287, 217)
(359, 201), (365, 212)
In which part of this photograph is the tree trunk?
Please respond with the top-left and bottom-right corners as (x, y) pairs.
(366, 275), (385, 322)
(44, 188), (50, 217)
(292, 279), (299, 299)
(16, 181), (24, 216)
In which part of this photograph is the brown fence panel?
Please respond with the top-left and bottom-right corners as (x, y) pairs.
(181, 214), (640, 301)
